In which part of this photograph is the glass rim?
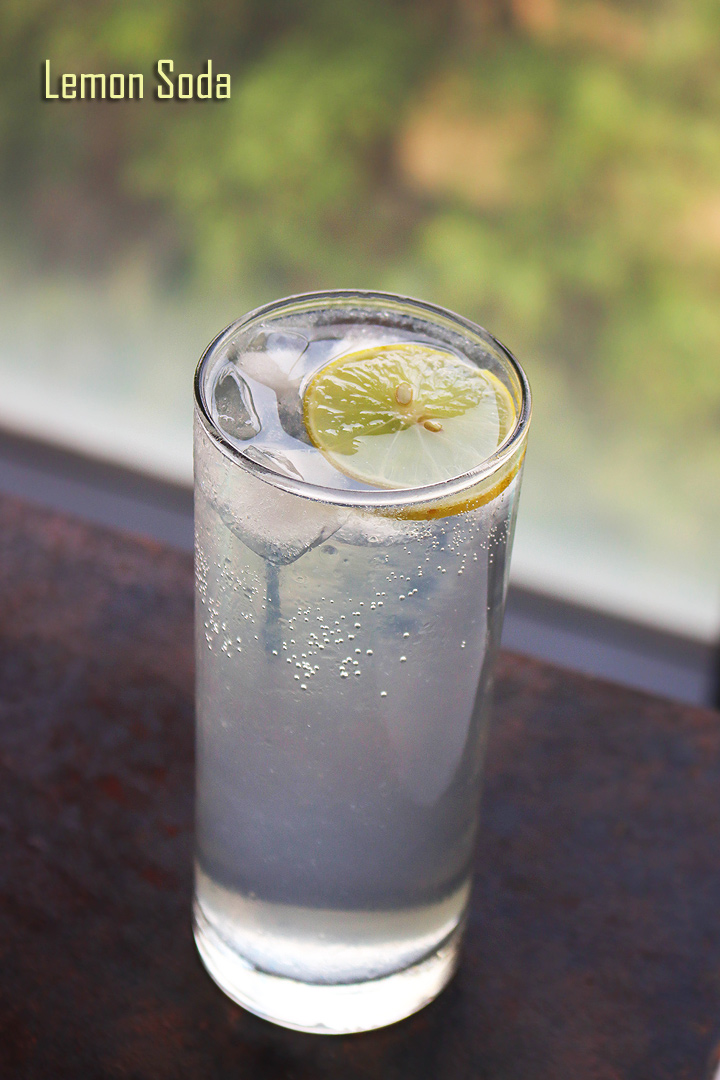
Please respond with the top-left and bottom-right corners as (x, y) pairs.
(194, 289), (532, 511)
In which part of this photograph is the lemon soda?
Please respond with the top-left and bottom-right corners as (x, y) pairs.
(193, 291), (531, 1034)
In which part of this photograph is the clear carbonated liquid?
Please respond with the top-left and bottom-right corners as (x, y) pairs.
(193, 311), (523, 1029)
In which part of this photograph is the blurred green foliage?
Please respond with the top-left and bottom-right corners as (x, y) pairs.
(0, 0), (719, 468)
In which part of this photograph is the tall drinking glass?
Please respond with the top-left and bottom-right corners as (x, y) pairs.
(193, 291), (531, 1033)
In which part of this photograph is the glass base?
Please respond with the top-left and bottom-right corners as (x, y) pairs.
(193, 899), (461, 1034)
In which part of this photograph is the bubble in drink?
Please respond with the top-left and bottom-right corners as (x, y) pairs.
(193, 292), (530, 1033)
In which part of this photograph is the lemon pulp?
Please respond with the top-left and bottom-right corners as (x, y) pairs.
(303, 343), (517, 499)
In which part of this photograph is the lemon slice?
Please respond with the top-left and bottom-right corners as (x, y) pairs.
(303, 343), (517, 491)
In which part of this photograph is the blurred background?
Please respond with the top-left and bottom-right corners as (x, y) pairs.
(0, 0), (718, 700)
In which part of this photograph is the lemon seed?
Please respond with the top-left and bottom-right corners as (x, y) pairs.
(423, 419), (443, 432)
(395, 382), (414, 405)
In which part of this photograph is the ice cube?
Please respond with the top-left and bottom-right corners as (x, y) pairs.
(234, 336), (311, 445)
(276, 388), (311, 444)
(213, 368), (261, 441)
(245, 330), (308, 376)
(242, 445), (304, 482)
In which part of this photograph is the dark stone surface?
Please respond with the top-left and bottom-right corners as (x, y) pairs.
(0, 492), (718, 1079)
